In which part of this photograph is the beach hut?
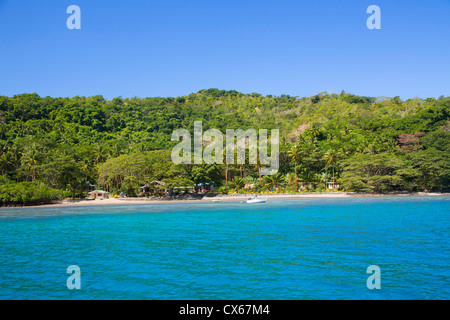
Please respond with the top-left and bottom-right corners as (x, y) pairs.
(88, 190), (109, 199)
(195, 182), (214, 193)
(140, 181), (167, 195)
(326, 182), (340, 190)
(298, 181), (314, 190)
(173, 186), (194, 194)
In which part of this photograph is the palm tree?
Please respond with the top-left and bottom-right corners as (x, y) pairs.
(80, 159), (91, 198)
(244, 175), (257, 188)
(318, 171), (331, 190)
(301, 168), (315, 189)
(21, 143), (39, 181)
(323, 148), (343, 189)
(264, 172), (285, 190)
(255, 153), (263, 187)
(230, 176), (245, 190)
(0, 151), (13, 176)
(288, 143), (301, 189)
(225, 163), (229, 188)
(307, 123), (321, 138)
(223, 146), (229, 189)
(284, 172), (296, 188)
(94, 145), (109, 165)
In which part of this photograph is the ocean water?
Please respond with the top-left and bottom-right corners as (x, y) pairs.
(0, 196), (448, 300)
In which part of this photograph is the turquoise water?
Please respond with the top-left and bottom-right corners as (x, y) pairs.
(0, 197), (449, 300)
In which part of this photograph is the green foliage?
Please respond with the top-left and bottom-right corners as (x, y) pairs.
(264, 172), (285, 189)
(0, 90), (448, 204)
(97, 150), (192, 193)
(0, 180), (61, 206)
(230, 176), (245, 190)
(339, 153), (406, 192)
(404, 148), (450, 191)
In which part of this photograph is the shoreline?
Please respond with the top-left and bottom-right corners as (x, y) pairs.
(2, 192), (449, 209)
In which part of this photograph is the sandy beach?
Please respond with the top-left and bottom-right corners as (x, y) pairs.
(14, 192), (447, 209)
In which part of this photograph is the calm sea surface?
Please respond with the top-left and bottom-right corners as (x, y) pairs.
(0, 197), (448, 300)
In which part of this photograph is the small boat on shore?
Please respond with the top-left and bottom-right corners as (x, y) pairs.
(243, 195), (267, 203)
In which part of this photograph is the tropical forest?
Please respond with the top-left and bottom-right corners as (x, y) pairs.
(0, 89), (449, 205)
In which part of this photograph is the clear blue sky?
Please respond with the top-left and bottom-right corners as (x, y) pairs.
(0, 0), (449, 100)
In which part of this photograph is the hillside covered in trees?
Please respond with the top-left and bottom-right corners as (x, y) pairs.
(0, 89), (449, 205)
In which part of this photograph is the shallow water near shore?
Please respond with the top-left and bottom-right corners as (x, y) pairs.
(0, 196), (449, 299)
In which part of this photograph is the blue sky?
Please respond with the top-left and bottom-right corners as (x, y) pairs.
(0, 0), (449, 100)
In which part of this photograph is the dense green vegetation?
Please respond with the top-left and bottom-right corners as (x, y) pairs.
(0, 178), (61, 206)
(0, 89), (449, 205)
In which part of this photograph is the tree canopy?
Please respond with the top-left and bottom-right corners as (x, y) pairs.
(0, 90), (449, 205)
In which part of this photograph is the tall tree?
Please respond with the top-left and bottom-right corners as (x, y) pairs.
(288, 143), (301, 189)
(323, 147), (344, 189)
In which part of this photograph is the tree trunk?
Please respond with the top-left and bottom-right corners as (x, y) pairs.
(294, 163), (298, 189)
(332, 165), (335, 189)
(225, 164), (228, 189)
(258, 164), (262, 186)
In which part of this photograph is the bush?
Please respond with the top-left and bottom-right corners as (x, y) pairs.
(0, 181), (62, 206)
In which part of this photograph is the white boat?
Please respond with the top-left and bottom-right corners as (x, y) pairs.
(212, 199), (222, 202)
(245, 196), (267, 203)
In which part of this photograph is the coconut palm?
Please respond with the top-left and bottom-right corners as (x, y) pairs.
(21, 143), (39, 181)
(243, 175), (257, 188)
(255, 153), (263, 187)
(323, 147), (344, 189)
(225, 162), (228, 188)
(230, 176), (245, 190)
(301, 168), (315, 189)
(94, 144), (110, 165)
(284, 172), (296, 187)
(318, 171), (331, 189)
(0, 151), (14, 176)
(287, 143), (301, 188)
(264, 172), (285, 190)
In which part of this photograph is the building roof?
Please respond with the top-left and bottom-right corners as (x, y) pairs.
(197, 181), (215, 186)
(88, 190), (109, 194)
(140, 181), (166, 188)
